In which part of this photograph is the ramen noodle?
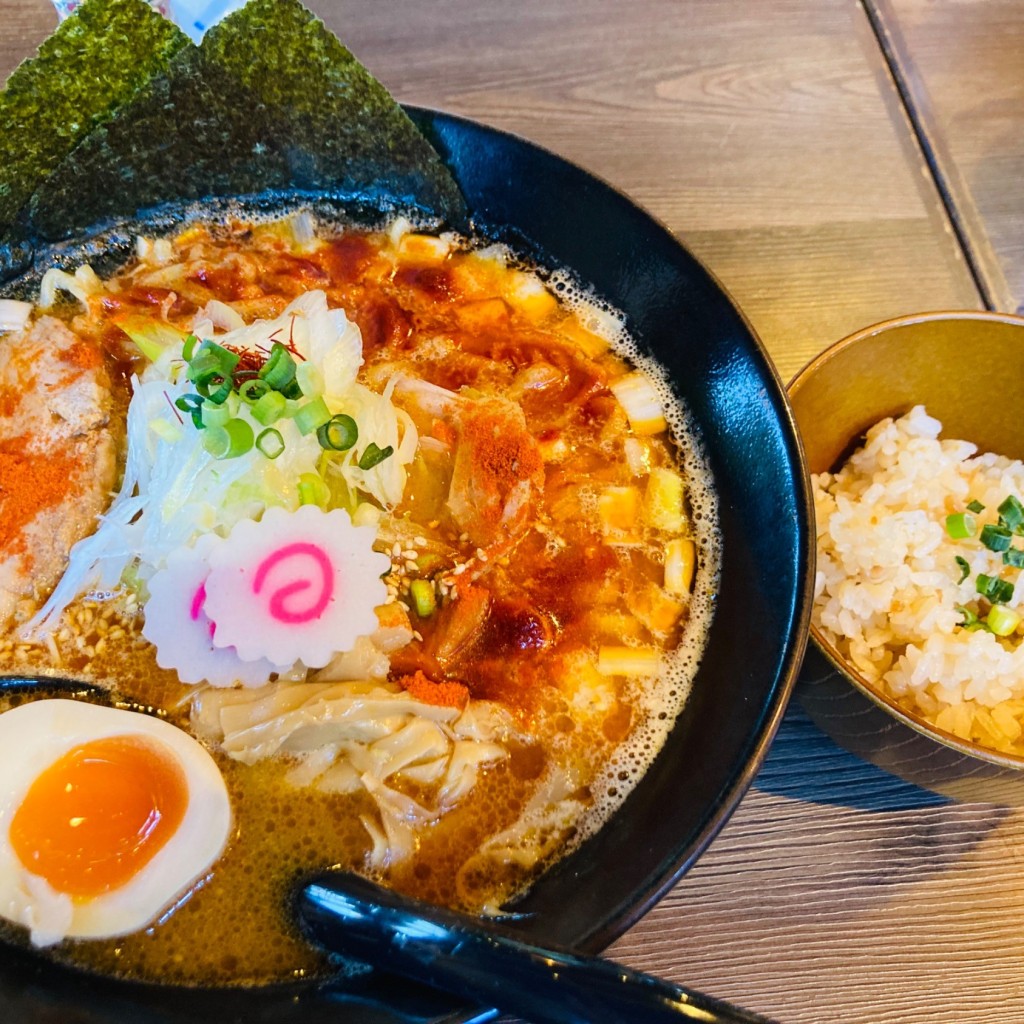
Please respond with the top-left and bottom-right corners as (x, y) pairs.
(0, 213), (718, 985)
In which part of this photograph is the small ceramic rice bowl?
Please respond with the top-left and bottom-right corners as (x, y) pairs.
(789, 310), (1024, 803)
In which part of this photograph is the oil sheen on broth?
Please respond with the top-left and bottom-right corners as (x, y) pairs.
(0, 214), (719, 986)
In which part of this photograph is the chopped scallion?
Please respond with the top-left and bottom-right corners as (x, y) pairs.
(358, 442), (394, 470)
(955, 604), (980, 629)
(202, 418), (254, 460)
(986, 604), (1021, 637)
(317, 413), (358, 452)
(239, 378), (271, 403)
(200, 400), (231, 429)
(297, 472), (329, 507)
(258, 342), (298, 392)
(955, 556), (970, 583)
(981, 524), (1013, 552)
(409, 579), (437, 618)
(252, 390), (286, 426)
(977, 573), (1015, 605)
(1000, 494), (1024, 528)
(945, 512), (976, 539)
(174, 393), (205, 429)
(293, 396), (331, 436)
(967, 499), (985, 514)
(1005, 548), (1024, 568)
(256, 427), (285, 460)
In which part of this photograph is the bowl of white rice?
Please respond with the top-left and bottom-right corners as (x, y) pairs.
(790, 310), (1024, 802)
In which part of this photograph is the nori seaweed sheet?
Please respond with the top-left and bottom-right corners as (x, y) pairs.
(27, 0), (467, 240)
(0, 0), (188, 229)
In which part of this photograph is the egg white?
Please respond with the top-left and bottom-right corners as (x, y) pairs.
(0, 699), (231, 946)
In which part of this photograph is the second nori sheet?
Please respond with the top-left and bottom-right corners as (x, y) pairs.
(27, 0), (466, 239)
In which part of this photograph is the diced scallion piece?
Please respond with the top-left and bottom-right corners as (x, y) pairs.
(954, 556), (970, 583)
(298, 472), (330, 507)
(1005, 548), (1024, 568)
(202, 418), (253, 459)
(358, 443), (394, 470)
(1000, 494), (1024, 532)
(609, 371), (666, 436)
(200, 400), (231, 429)
(258, 341), (298, 392)
(986, 605), (1021, 637)
(252, 390), (286, 426)
(293, 395), (331, 436)
(665, 538), (697, 595)
(977, 574), (1015, 605)
(945, 512), (976, 539)
(409, 579), (437, 618)
(644, 467), (685, 532)
(239, 378), (271, 403)
(981, 524), (1012, 552)
(967, 499), (986, 514)
(955, 605), (980, 629)
(317, 413), (358, 452)
(256, 427), (285, 459)
(597, 645), (661, 676)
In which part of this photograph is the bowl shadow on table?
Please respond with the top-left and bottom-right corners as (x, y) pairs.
(783, 310), (1024, 811)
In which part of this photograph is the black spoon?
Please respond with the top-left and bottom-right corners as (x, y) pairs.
(298, 872), (777, 1024)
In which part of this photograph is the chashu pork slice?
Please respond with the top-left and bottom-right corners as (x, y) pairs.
(0, 315), (118, 627)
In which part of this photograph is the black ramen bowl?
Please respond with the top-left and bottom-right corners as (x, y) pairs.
(0, 108), (813, 1024)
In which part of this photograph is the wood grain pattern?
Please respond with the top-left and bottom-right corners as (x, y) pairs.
(306, 0), (980, 382)
(1, 2), (1015, 1023)
(866, 0), (1024, 315)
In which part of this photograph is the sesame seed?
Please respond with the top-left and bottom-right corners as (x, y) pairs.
(453, 563), (467, 576)
(414, 536), (428, 547)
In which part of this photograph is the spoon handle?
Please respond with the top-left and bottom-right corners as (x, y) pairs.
(299, 873), (776, 1024)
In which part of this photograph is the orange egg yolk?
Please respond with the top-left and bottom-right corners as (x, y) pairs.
(9, 734), (188, 898)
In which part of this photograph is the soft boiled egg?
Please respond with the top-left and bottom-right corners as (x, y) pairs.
(0, 698), (231, 946)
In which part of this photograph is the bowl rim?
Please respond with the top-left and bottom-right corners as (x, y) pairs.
(790, 308), (1024, 770)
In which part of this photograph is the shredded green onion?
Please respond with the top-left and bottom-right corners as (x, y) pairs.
(256, 427), (285, 460)
(409, 579), (437, 618)
(202, 418), (254, 460)
(293, 396), (331, 436)
(945, 512), (976, 539)
(977, 573), (1015, 605)
(955, 556), (970, 583)
(358, 442), (394, 471)
(317, 413), (358, 452)
(981, 524), (1012, 552)
(182, 333), (199, 361)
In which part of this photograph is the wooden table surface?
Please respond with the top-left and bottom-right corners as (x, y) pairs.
(3, 1), (1024, 1022)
